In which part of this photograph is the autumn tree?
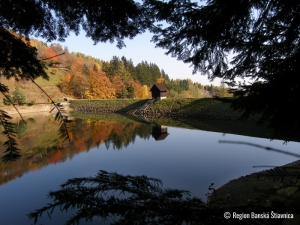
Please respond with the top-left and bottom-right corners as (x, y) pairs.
(128, 79), (142, 98)
(139, 85), (151, 99)
(49, 43), (64, 55)
(157, 77), (165, 84)
(42, 48), (58, 63)
(60, 73), (72, 95)
(70, 73), (90, 99)
(88, 70), (116, 99)
(112, 75), (125, 98)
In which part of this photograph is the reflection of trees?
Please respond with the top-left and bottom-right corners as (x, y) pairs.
(105, 123), (152, 150)
(29, 167), (300, 225)
(71, 119), (152, 151)
(0, 118), (152, 185)
(15, 120), (28, 138)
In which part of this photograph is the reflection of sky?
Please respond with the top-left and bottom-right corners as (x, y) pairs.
(1, 126), (299, 225)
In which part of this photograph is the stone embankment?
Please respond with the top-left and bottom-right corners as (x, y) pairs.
(72, 106), (127, 113)
(69, 98), (259, 121)
(70, 99), (147, 114)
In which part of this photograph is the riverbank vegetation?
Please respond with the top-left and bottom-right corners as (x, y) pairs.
(0, 38), (232, 107)
(0, 0), (298, 159)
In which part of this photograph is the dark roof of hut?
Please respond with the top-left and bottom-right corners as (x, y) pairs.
(150, 83), (168, 92)
(152, 132), (169, 141)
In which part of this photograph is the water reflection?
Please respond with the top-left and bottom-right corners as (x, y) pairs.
(0, 116), (156, 185)
(151, 125), (169, 141)
(1, 114), (300, 225)
(71, 118), (153, 150)
(28, 168), (300, 225)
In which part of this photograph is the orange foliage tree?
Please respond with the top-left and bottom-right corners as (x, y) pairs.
(43, 48), (58, 61)
(128, 79), (142, 98)
(60, 73), (72, 95)
(112, 75), (125, 98)
(87, 70), (116, 99)
(70, 72), (90, 99)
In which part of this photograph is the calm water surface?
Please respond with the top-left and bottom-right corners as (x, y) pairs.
(0, 115), (299, 225)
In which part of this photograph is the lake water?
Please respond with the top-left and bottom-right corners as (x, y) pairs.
(0, 114), (299, 225)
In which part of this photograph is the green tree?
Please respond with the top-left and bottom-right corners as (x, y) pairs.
(2, 87), (26, 105)
(81, 64), (90, 76)
(121, 56), (136, 79)
(160, 69), (170, 81)
(1, 1), (150, 48)
(92, 63), (98, 72)
(12, 86), (26, 105)
(218, 80), (232, 98)
(120, 87), (129, 99)
(135, 61), (152, 86)
(169, 89), (179, 98)
(126, 85), (135, 98)
(2, 94), (13, 106)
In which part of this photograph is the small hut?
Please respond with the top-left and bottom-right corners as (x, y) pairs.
(151, 125), (169, 141)
(150, 83), (168, 100)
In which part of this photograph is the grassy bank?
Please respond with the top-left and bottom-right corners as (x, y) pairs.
(70, 98), (248, 120)
(70, 98), (230, 112)
(70, 99), (148, 112)
(149, 98), (238, 115)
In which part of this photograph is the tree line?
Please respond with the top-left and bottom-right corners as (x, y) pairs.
(1, 0), (299, 158)
(30, 39), (231, 100)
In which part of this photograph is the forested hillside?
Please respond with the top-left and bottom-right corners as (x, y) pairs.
(1, 37), (232, 105)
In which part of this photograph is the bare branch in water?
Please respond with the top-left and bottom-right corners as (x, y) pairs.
(219, 140), (300, 158)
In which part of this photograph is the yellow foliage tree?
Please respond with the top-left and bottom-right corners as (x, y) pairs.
(156, 77), (165, 84)
(60, 73), (72, 95)
(139, 85), (150, 99)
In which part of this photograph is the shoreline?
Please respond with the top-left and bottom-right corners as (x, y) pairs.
(1, 102), (72, 117)
(208, 159), (300, 209)
(1, 104), (54, 117)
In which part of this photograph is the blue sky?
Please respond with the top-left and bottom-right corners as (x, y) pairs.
(51, 30), (222, 86)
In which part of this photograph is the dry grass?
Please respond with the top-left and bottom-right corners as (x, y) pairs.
(0, 69), (67, 106)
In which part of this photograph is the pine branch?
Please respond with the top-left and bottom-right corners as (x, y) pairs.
(1, 93), (26, 123)
(0, 110), (20, 162)
(0, 83), (22, 162)
(30, 78), (71, 143)
(28, 170), (208, 225)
